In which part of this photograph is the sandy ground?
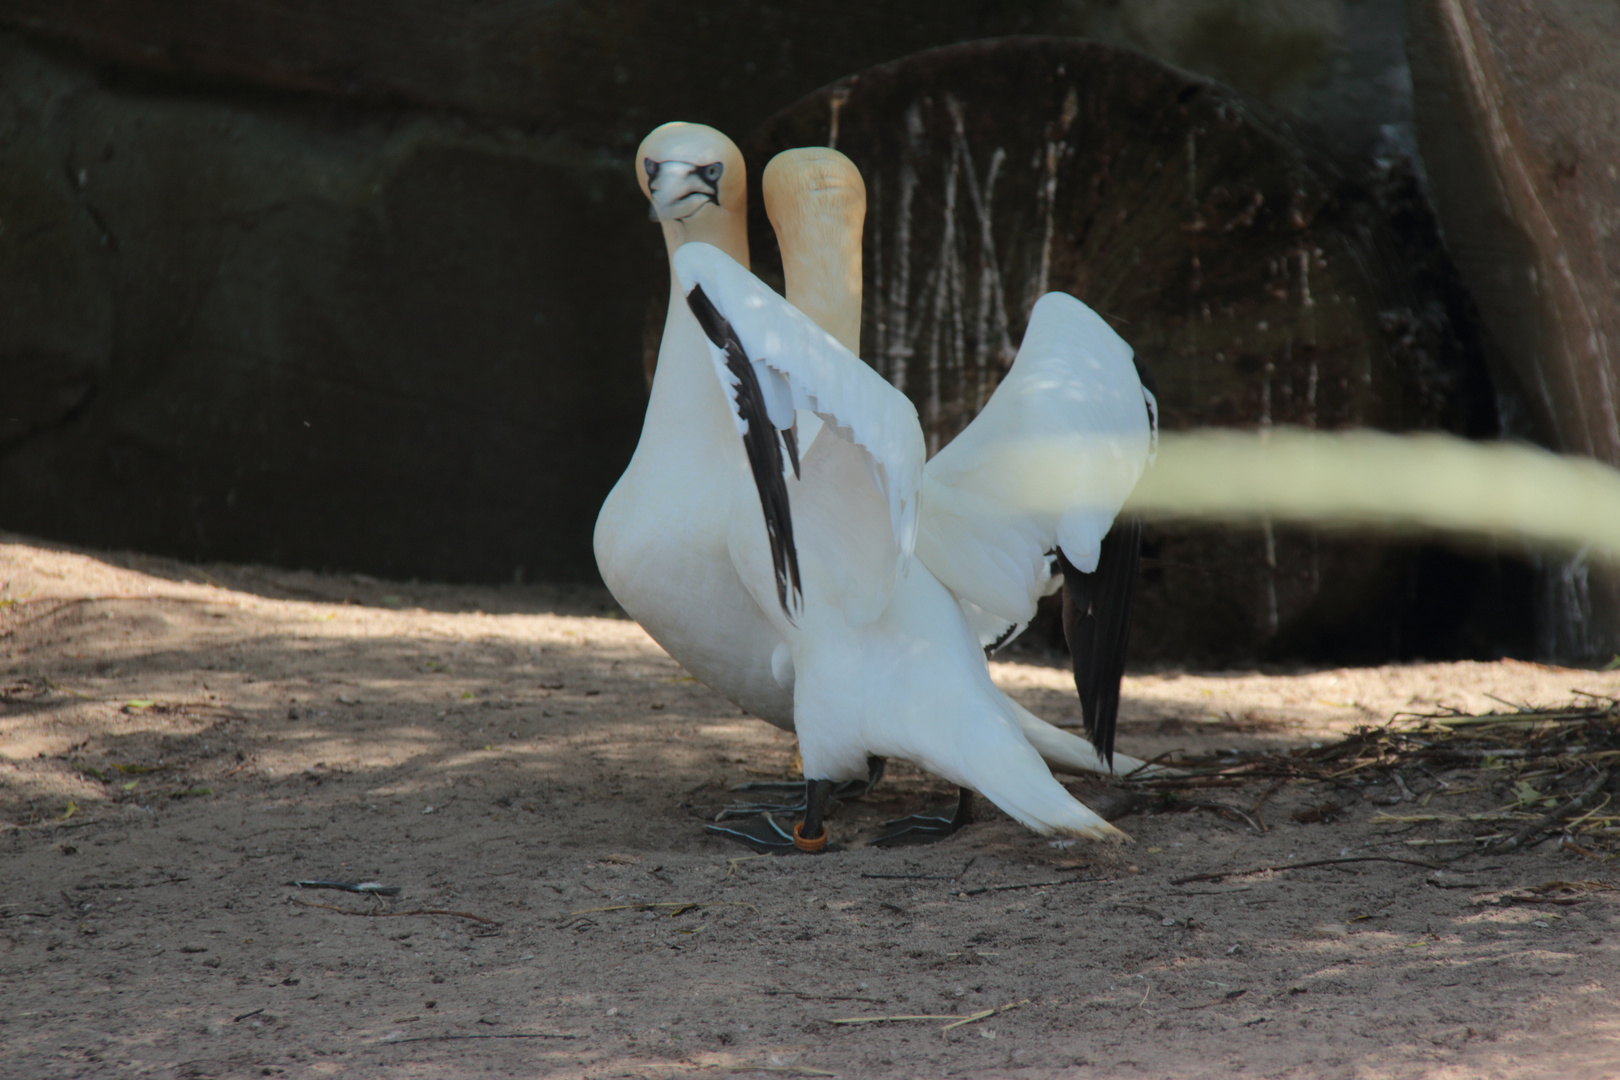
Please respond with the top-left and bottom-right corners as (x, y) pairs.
(3, 532), (1619, 1080)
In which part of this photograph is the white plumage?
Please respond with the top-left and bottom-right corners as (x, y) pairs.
(594, 124), (794, 725)
(597, 127), (1156, 840)
(917, 291), (1158, 628)
(675, 242), (1152, 838)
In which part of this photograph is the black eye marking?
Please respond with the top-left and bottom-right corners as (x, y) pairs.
(644, 157), (659, 179)
(701, 162), (723, 183)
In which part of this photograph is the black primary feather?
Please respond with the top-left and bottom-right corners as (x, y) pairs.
(1055, 357), (1155, 769)
(1061, 356), (1156, 766)
(1058, 519), (1143, 772)
(782, 426), (801, 480)
(685, 283), (803, 620)
(1133, 356), (1159, 434)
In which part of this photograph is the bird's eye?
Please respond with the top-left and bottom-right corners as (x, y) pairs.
(701, 163), (724, 183)
(644, 158), (658, 178)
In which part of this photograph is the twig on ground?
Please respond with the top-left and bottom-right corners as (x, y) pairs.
(1485, 770), (1612, 854)
(44, 678), (97, 700)
(567, 900), (760, 917)
(384, 1032), (580, 1043)
(1249, 779), (1287, 832)
(700, 1067), (837, 1076)
(726, 854), (769, 878)
(829, 1012), (965, 1025)
(1126, 777), (1252, 790)
(859, 873), (954, 881)
(943, 1000), (1029, 1032)
(292, 879), (402, 896)
(830, 999), (1028, 1033)
(1559, 836), (1612, 860)
(1172, 855), (1441, 885)
(1178, 800), (1263, 832)
(288, 896), (500, 925)
(960, 876), (1109, 896)
(1180, 989), (1248, 1010)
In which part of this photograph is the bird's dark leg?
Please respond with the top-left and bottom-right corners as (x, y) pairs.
(706, 768), (872, 854)
(715, 755), (885, 819)
(793, 779), (835, 852)
(953, 786), (974, 828)
(870, 786), (975, 846)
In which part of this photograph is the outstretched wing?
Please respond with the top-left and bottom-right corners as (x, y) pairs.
(674, 242), (926, 625)
(916, 292), (1156, 762)
(685, 282), (804, 619)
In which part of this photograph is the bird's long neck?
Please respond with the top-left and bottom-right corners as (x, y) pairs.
(656, 211), (750, 354)
(660, 211), (750, 293)
(639, 212), (753, 452)
(766, 157), (864, 354)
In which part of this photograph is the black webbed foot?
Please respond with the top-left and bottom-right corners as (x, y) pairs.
(869, 787), (975, 846)
(705, 778), (837, 854)
(703, 812), (801, 853)
(715, 756), (885, 820)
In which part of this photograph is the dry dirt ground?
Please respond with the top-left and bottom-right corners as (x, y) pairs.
(3, 532), (1619, 1080)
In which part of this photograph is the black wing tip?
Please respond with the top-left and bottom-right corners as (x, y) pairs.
(1057, 522), (1142, 773)
(685, 283), (728, 349)
(1131, 356), (1159, 398)
(782, 426), (801, 481)
(692, 280), (803, 623)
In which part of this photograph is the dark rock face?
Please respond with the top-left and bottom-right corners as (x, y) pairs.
(0, 35), (653, 581)
(1408, 0), (1620, 658)
(0, 1), (1429, 594)
(0, 5), (1521, 662)
(744, 39), (1495, 663)
(0, 1), (1097, 150)
(10, 1), (1376, 586)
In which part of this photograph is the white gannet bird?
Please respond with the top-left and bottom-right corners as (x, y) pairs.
(674, 239), (1155, 848)
(596, 127), (1152, 848)
(760, 147), (1158, 784)
(595, 123), (795, 726)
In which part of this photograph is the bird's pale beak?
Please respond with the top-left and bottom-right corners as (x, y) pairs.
(645, 158), (724, 222)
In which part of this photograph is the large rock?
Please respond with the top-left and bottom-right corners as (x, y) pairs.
(0, 35), (654, 581)
(743, 39), (1497, 663)
(0, 2), (1414, 586)
(0, 1), (1400, 154)
(1409, 0), (1620, 657)
(0, 4), (1521, 665)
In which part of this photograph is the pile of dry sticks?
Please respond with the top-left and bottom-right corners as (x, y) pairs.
(1121, 693), (1620, 858)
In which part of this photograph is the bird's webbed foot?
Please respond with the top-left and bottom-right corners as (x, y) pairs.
(869, 787), (975, 847)
(702, 811), (802, 853)
(704, 778), (839, 854)
(714, 756), (885, 820)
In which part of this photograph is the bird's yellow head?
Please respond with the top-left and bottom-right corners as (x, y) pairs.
(762, 147), (866, 353)
(637, 123), (748, 267)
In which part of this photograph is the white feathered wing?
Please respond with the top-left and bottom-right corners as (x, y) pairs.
(672, 242), (1123, 839)
(917, 291), (1158, 630)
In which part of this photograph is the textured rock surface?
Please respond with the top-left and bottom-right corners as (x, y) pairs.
(744, 39), (1496, 663)
(0, 35), (653, 582)
(0, 2), (1404, 586)
(0, 3), (1528, 661)
(0, 1), (1423, 591)
(1409, 0), (1620, 656)
(0, 1), (1405, 156)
